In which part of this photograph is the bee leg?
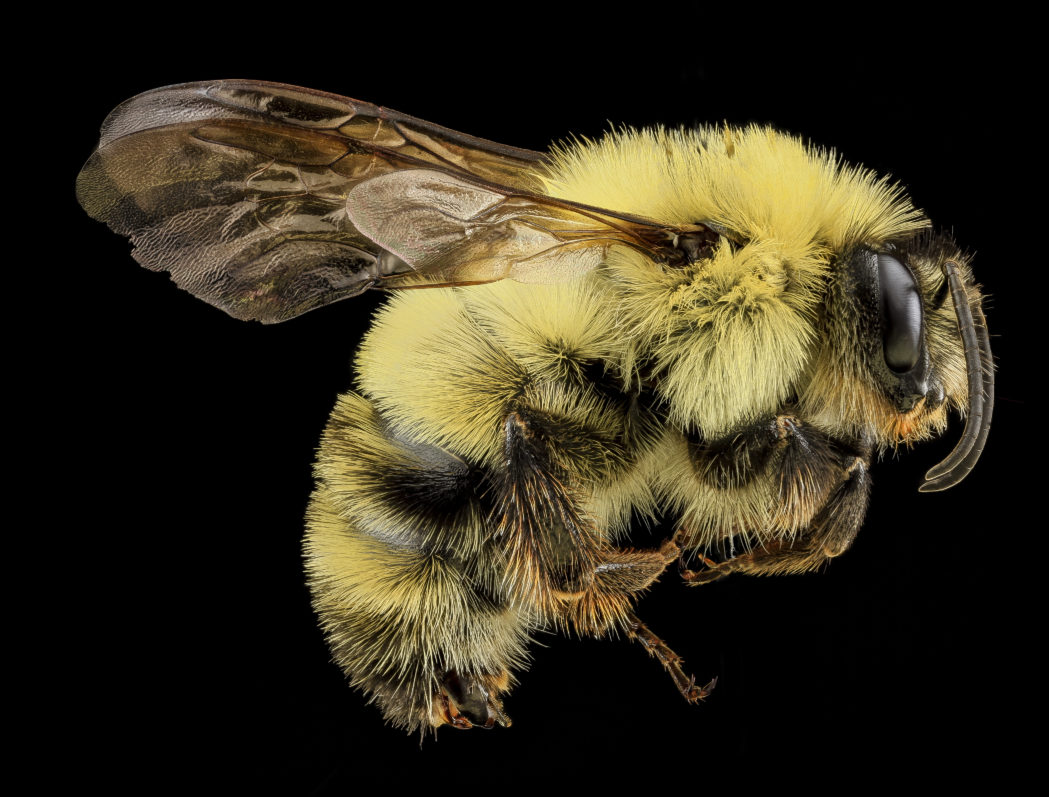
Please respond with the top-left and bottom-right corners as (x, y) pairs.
(432, 671), (512, 730)
(593, 539), (681, 591)
(682, 413), (851, 574)
(681, 451), (872, 581)
(678, 539), (806, 582)
(494, 406), (607, 612)
(496, 404), (680, 634)
(682, 413), (871, 579)
(687, 414), (785, 489)
(561, 540), (680, 634)
(675, 547), (730, 584)
(626, 612), (717, 702)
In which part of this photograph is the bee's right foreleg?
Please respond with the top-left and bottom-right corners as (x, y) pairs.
(679, 413), (872, 580)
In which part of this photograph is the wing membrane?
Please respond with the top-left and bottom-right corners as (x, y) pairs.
(78, 80), (550, 322)
(78, 80), (712, 322)
(350, 170), (661, 286)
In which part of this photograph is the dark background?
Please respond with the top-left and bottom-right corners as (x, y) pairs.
(57, 22), (1025, 791)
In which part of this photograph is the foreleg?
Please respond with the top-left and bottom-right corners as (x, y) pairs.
(680, 413), (872, 581)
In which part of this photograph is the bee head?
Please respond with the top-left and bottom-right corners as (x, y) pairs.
(801, 234), (992, 489)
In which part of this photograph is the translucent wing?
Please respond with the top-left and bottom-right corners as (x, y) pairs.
(347, 170), (718, 288)
(78, 80), (714, 322)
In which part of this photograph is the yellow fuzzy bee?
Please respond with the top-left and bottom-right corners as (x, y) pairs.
(77, 80), (992, 734)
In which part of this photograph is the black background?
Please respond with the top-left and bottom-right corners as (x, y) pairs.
(55, 20), (1027, 792)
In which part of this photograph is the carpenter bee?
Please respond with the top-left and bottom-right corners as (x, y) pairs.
(77, 80), (992, 734)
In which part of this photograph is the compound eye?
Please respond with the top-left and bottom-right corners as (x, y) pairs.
(878, 253), (922, 372)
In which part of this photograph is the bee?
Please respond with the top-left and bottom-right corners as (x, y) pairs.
(77, 79), (993, 734)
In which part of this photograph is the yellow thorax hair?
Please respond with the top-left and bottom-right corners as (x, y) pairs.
(540, 125), (929, 437)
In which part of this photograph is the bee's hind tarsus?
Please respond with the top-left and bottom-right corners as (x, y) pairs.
(626, 611), (717, 704)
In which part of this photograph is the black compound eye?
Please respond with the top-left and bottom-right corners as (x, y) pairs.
(877, 253), (923, 373)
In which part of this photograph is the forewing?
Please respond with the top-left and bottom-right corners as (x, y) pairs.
(77, 80), (549, 323)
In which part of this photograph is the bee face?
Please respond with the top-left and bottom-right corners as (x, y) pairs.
(76, 65), (998, 763)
